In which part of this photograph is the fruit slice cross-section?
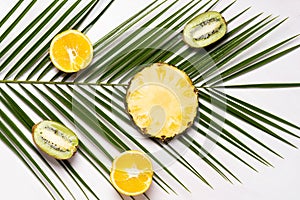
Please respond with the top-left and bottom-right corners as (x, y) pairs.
(126, 63), (198, 143)
(110, 150), (153, 196)
(183, 11), (227, 48)
(32, 120), (79, 160)
(50, 29), (93, 73)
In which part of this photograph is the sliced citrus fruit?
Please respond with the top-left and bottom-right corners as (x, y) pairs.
(110, 150), (153, 196)
(50, 29), (93, 73)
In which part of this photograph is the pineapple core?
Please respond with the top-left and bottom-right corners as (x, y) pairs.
(126, 63), (198, 142)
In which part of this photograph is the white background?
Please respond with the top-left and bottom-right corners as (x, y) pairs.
(1, 0), (299, 199)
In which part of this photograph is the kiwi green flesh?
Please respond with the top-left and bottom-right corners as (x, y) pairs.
(183, 11), (227, 48)
(32, 120), (78, 160)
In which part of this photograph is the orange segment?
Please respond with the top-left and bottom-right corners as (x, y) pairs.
(110, 150), (153, 196)
(50, 30), (93, 73)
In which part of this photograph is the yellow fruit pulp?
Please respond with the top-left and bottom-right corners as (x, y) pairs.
(50, 30), (93, 73)
(110, 150), (153, 196)
(128, 84), (182, 137)
(126, 63), (198, 142)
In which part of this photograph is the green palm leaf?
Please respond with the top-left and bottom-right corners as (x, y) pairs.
(1, 0), (299, 199)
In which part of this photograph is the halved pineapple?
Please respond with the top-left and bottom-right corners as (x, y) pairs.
(126, 63), (198, 143)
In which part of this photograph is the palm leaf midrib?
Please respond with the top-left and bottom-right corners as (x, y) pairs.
(0, 80), (128, 87)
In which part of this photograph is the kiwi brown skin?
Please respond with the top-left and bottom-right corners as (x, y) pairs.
(32, 120), (79, 160)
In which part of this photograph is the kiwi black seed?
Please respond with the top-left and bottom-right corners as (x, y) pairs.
(32, 120), (79, 160)
(183, 11), (227, 48)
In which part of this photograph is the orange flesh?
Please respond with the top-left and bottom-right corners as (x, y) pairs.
(110, 151), (153, 196)
(50, 30), (92, 72)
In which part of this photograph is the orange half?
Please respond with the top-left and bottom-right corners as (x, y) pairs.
(50, 30), (93, 73)
(110, 150), (153, 196)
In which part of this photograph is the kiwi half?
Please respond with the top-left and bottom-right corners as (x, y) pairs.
(32, 120), (79, 160)
(183, 11), (227, 48)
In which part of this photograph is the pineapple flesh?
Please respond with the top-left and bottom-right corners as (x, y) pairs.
(126, 63), (198, 143)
